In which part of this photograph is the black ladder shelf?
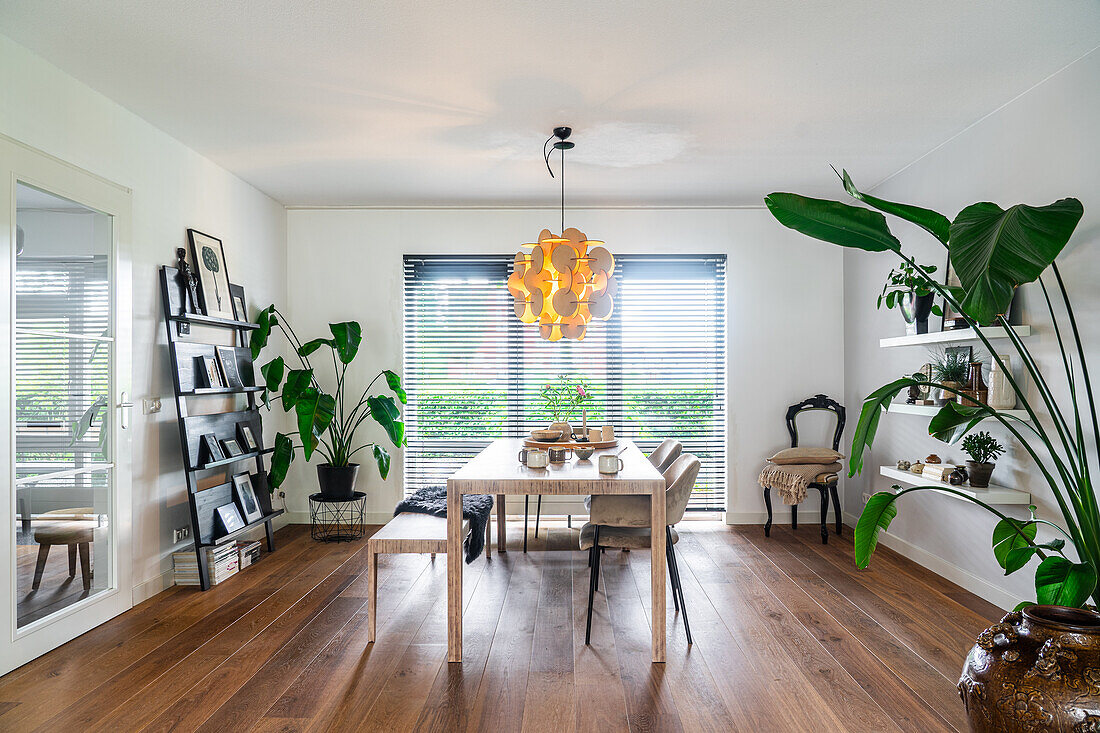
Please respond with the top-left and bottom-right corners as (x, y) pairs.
(159, 266), (283, 590)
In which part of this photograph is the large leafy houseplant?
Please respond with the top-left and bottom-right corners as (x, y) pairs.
(249, 305), (406, 491)
(765, 169), (1099, 609)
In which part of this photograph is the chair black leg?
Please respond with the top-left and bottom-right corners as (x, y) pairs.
(763, 488), (773, 537)
(819, 486), (829, 544)
(666, 541), (681, 613)
(666, 526), (692, 645)
(534, 495), (542, 538)
(830, 483), (842, 535)
(585, 526), (601, 645)
(791, 504), (798, 530)
(523, 495), (529, 553)
(593, 526), (603, 594)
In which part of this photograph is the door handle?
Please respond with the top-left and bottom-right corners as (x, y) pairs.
(118, 391), (135, 429)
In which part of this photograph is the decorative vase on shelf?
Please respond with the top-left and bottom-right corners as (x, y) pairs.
(958, 605), (1100, 733)
(988, 354), (1016, 410)
(547, 421), (572, 442)
(900, 291), (935, 335)
(959, 361), (988, 407)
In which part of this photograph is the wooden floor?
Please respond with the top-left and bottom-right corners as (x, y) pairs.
(0, 520), (1001, 732)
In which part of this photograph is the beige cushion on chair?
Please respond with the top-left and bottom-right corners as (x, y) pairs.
(647, 439), (683, 472)
(814, 471), (839, 484)
(579, 523), (679, 550)
(588, 454), (701, 528)
(767, 446), (845, 465)
(33, 507), (99, 544)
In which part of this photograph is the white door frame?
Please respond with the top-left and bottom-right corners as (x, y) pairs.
(0, 133), (133, 674)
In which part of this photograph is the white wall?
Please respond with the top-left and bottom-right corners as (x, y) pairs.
(286, 207), (845, 523)
(0, 34), (289, 602)
(844, 49), (1100, 609)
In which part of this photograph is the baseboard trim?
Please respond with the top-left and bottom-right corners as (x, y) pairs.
(842, 512), (1014, 611)
(724, 510), (827, 525)
(132, 568), (174, 605)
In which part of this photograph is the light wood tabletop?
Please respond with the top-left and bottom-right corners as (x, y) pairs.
(447, 438), (668, 663)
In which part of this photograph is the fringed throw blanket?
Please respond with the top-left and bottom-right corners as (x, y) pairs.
(758, 462), (842, 505)
(394, 486), (493, 563)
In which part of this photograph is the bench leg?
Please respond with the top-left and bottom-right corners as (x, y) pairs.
(486, 516), (492, 559)
(33, 544), (50, 590)
(78, 542), (91, 592)
(367, 547), (377, 643)
(496, 494), (506, 553)
(68, 543), (78, 577)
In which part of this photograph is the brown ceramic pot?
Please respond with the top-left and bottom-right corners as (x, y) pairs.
(958, 604), (1100, 732)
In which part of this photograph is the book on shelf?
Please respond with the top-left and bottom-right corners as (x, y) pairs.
(921, 464), (955, 483)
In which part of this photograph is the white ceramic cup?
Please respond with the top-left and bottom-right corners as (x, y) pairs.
(598, 454), (624, 474)
(588, 428), (603, 443)
(601, 425), (614, 441)
(526, 449), (549, 468)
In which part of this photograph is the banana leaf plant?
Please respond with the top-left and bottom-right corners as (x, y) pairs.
(765, 169), (1099, 609)
(250, 305), (406, 492)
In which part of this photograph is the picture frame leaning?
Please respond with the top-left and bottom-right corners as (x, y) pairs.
(188, 229), (234, 320)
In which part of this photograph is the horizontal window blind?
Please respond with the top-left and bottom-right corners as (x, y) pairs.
(403, 253), (727, 511)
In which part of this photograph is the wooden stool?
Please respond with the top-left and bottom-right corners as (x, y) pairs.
(32, 507), (98, 592)
(366, 513), (469, 642)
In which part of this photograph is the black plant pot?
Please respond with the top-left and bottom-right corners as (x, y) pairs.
(966, 460), (995, 489)
(317, 463), (360, 500)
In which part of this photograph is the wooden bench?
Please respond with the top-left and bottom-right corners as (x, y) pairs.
(367, 512), (480, 641)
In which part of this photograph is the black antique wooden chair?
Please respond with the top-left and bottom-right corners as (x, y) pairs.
(763, 394), (845, 543)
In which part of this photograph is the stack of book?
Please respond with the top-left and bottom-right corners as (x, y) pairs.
(236, 540), (262, 569)
(922, 463), (955, 483)
(173, 543), (240, 586)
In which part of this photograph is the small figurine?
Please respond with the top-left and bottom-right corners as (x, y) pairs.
(906, 384), (921, 404)
(911, 463), (925, 474)
(925, 454), (942, 464)
(176, 247), (202, 314)
(896, 459), (912, 471)
(950, 466), (969, 485)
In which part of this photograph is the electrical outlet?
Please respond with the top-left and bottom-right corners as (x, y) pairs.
(173, 526), (190, 543)
(144, 397), (162, 414)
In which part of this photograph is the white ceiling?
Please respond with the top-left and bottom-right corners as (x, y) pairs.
(3, 1), (1099, 207)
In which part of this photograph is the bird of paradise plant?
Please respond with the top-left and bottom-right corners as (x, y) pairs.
(765, 169), (1098, 609)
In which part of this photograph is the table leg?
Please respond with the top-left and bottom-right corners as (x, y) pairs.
(496, 493), (506, 553)
(447, 480), (463, 662)
(651, 488), (666, 663)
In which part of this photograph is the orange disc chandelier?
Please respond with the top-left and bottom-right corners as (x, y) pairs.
(508, 127), (616, 342)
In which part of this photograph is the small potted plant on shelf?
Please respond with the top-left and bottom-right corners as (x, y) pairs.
(249, 306), (406, 500)
(539, 374), (591, 439)
(878, 261), (942, 334)
(960, 431), (1004, 488)
(929, 348), (970, 406)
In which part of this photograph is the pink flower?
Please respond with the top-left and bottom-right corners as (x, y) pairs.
(577, 386), (586, 397)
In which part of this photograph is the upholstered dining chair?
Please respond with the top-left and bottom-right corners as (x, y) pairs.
(647, 438), (683, 472)
(580, 453), (701, 645)
(526, 439), (683, 552)
(763, 394), (845, 543)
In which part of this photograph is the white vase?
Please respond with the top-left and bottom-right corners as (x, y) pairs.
(988, 354), (1016, 410)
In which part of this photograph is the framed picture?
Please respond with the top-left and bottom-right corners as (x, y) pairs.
(216, 346), (243, 389)
(946, 345), (974, 365)
(940, 259), (968, 331)
(188, 229), (234, 320)
(215, 503), (246, 536)
(916, 363), (933, 399)
(200, 356), (223, 389)
(237, 424), (258, 452)
(221, 438), (243, 457)
(201, 433), (225, 464)
(230, 283), (247, 323)
(232, 472), (264, 523)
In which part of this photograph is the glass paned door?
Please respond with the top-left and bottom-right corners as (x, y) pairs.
(14, 183), (114, 627)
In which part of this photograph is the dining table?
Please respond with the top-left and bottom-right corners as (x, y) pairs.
(447, 437), (668, 663)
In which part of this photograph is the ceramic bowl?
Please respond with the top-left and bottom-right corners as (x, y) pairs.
(574, 446), (595, 460)
(530, 429), (563, 442)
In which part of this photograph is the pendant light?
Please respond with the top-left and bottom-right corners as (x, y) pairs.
(508, 127), (616, 342)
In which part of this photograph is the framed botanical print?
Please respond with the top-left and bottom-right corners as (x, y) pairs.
(188, 229), (234, 319)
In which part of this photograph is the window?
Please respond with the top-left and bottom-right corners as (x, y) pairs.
(403, 253), (727, 511)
